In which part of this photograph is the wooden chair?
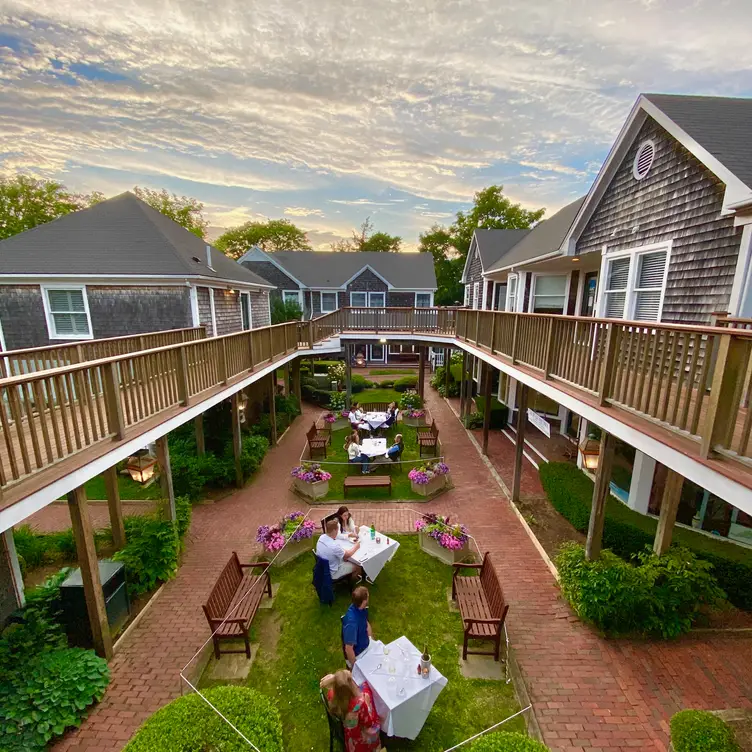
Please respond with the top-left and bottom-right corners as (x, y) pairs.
(320, 689), (346, 752)
(307, 423), (328, 459)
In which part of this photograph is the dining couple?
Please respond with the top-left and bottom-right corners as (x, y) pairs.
(345, 431), (403, 474)
(348, 402), (398, 435)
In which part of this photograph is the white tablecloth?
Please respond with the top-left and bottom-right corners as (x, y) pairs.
(363, 411), (389, 430)
(350, 525), (399, 581)
(361, 438), (387, 458)
(352, 636), (447, 739)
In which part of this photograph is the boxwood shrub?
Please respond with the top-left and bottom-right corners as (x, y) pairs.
(470, 731), (550, 751)
(474, 396), (509, 428)
(124, 686), (283, 752)
(394, 375), (418, 392)
(670, 710), (739, 752)
(539, 462), (752, 611)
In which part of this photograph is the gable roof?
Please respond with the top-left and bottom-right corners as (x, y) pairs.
(485, 197), (586, 274)
(563, 93), (752, 253)
(461, 229), (530, 282)
(0, 192), (272, 288)
(242, 250), (437, 290)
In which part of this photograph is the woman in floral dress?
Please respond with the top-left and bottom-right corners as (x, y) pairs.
(320, 670), (384, 752)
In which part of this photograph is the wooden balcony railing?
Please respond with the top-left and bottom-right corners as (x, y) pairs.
(0, 326), (206, 378)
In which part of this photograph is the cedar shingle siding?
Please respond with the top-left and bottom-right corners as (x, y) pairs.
(212, 290), (242, 336)
(196, 287), (213, 336)
(577, 118), (742, 325)
(241, 260), (299, 303)
(466, 245), (483, 286)
(0, 284), (192, 351)
(249, 291), (270, 327)
(347, 269), (388, 296)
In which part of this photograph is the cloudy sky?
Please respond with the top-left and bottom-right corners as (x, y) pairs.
(1, 0), (751, 249)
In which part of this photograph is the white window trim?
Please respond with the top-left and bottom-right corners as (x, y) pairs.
(529, 272), (571, 315)
(319, 290), (339, 313)
(0, 317), (6, 352)
(505, 274), (518, 312)
(414, 292), (434, 308)
(596, 240), (672, 322)
(282, 289), (303, 308)
(41, 284), (93, 341)
(239, 292), (252, 331)
(189, 286), (200, 327)
(368, 291), (386, 308)
(368, 344), (386, 362)
(473, 281), (480, 310)
(209, 287), (217, 337)
(350, 291), (368, 307)
(464, 285), (471, 307)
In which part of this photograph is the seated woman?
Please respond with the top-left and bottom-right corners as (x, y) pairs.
(383, 402), (398, 428)
(336, 505), (358, 541)
(386, 434), (404, 462)
(348, 402), (367, 433)
(320, 670), (384, 752)
(345, 432), (371, 474)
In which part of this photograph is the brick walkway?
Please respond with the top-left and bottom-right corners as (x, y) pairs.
(25, 501), (155, 533)
(52, 393), (752, 752)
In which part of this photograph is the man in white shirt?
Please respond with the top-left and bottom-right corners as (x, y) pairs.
(316, 519), (363, 582)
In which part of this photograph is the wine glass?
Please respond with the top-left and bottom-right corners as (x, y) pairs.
(383, 644), (390, 656)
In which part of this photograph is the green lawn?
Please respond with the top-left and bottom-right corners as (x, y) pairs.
(320, 425), (430, 500)
(232, 536), (523, 751)
(57, 471), (162, 501)
(353, 387), (403, 405)
(368, 369), (417, 376)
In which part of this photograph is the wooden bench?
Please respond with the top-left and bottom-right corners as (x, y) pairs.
(452, 552), (509, 661)
(307, 423), (328, 459)
(314, 418), (332, 444)
(418, 420), (439, 457)
(343, 475), (391, 498)
(202, 552), (272, 659)
(360, 402), (390, 413)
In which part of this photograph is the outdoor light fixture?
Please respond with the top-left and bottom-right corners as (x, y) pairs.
(379, 337), (387, 344)
(578, 436), (600, 471)
(572, 257), (580, 262)
(126, 449), (157, 484)
(238, 392), (250, 424)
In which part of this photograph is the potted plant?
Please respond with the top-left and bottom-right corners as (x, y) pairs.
(290, 462), (332, 499)
(322, 410), (349, 431)
(256, 511), (317, 566)
(400, 390), (426, 426)
(415, 514), (470, 564)
(408, 461), (450, 496)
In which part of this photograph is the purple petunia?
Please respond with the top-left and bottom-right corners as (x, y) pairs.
(414, 513), (468, 550)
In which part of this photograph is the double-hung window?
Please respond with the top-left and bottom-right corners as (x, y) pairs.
(505, 275), (518, 312)
(531, 275), (568, 314)
(464, 285), (470, 307)
(43, 286), (92, 339)
(601, 245), (669, 322)
(350, 292), (367, 307)
(320, 292), (338, 313)
(368, 292), (385, 308)
(415, 293), (432, 308)
(282, 290), (301, 307)
(240, 292), (251, 330)
(472, 282), (480, 310)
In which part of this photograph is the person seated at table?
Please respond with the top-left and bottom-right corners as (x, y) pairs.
(386, 434), (404, 462)
(384, 402), (398, 428)
(316, 519), (363, 584)
(342, 586), (373, 668)
(319, 669), (384, 752)
(336, 505), (358, 541)
(346, 433), (372, 474)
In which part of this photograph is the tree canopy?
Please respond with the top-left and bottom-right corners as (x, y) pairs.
(0, 176), (101, 241)
(331, 217), (402, 252)
(215, 219), (312, 259)
(419, 185), (545, 305)
(133, 186), (208, 239)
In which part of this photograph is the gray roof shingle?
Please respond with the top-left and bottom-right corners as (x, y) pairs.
(0, 192), (271, 287)
(473, 229), (531, 270)
(262, 250), (437, 289)
(644, 93), (752, 190)
(485, 196), (587, 273)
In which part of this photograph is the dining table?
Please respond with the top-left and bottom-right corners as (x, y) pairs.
(349, 525), (399, 581)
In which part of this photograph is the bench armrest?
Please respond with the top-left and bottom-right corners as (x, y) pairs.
(240, 562), (270, 571)
(209, 616), (250, 627)
(453, 562), (482, 570)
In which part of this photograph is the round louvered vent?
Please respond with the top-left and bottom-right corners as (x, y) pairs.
(632, 140), (655, 180)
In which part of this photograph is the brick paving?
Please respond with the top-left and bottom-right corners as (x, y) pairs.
(25, 501), (155, 534)
(51, 390), (752, 752)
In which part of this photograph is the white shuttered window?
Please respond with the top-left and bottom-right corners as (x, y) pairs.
(634, 251), (667, 321)
(506, 275), (518, 312)
(601, 246), (669, 322)
(44, 287), (92, 338)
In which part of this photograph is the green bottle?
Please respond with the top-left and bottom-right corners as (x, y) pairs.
(370, 524), (375, 540)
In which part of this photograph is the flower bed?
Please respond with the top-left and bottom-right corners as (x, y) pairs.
(409, 461), (449, 496)
(291, 462), (332, 499)
(321, 411), (349, 431)
(415, 514), (470, 564)
(403, 408), (427, 427)
(257, 511), (316, 566)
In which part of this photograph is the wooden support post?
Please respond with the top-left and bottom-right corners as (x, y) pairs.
(67, 485), (113, 659)
(654, 469), (684, 555)
(155, 436), (176, 523)
(102, 362), (125, 440)
(459, 350), (468, 419)
(284, 362), (291, 396)
(511, 383), (529, 503)
(103, 466), (126, 550)
(267, 327), (274, 362)
(268, 372), (278, 445)
(418, 347), (426, 399)
(597, 324), (620, 406)
(291, 359), (302, 404)
(176, 348), (190, 406)
(194, 415), (205, 456)
(444, 348), (451, 396)
(231, 393), (244, 488)
(1, 529), (25, 609)
(345, 344), (353, 407)
(482, 361), (493, 455)
(585, 431), (616, 561)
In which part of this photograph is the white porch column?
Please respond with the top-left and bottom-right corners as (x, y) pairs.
(558, 405), (570, 436)
(627, 451), (656, 515)
(576, 419), (589, 469)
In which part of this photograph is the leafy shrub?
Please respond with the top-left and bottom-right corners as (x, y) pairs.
(301, 376), (319, 389)
(398, 389), (423, 410)
(670, 710), (739, 752)
(351, 374), (372, 393)
(464, 411), (484, 429)
(540, 462), (752, 611)
(380, 379), (395, 388)
(239, 434), (269, 479)
(437, 381), (460, 397)
(0, 647), (110, 751)
(270, 297), (302, 323)
(394, 375), (418, 392)
(327, 361), (346, 385)
(474, 396), (509, 428)
(275, 392), (300, 416)
(556, 542), (724, 637)
(124, 686), (283, 752)
(329, 391), (346, 410)
(312, 360), (342, 372)
(470, 731), (550, 751)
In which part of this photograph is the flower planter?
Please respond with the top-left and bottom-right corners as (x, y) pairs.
(294, 477), (329, 499)
(332, 417), (349, 431)
(272, 537), (312, 567)
(403, 414), (427, 427)
(411, 473), (447, 497)
(419, 530), (469, 565)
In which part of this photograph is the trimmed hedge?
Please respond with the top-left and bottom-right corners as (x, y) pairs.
(470, 731), (550, 751)
(124, 686), (283, 752)
(539, 462), (752, 611)
(351, 374), (372, 393)
(474, 396), (509, 428)
(670, 710), (739, 752)
(394, 375), (418, 392)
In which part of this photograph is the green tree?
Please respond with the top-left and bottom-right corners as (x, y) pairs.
(215, 219), (311, 259)
(332, 217), (402, 252)
(451, 185), (544, 260)
(0, 176), (95, 240)
(418, 225), (464, 305)
(133, 186), (208, 239)
(271, 297), (303, 324)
